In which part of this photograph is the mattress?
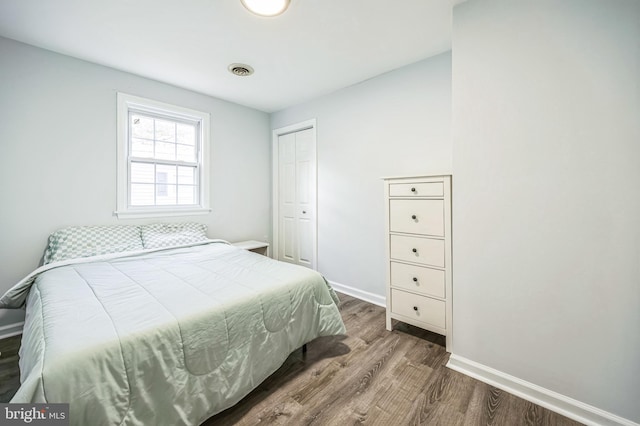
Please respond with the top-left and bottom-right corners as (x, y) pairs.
(0, 241), (346, 425)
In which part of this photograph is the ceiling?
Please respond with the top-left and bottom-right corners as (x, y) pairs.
(0, 0), (458, 113)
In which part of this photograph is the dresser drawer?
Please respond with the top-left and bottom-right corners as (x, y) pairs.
(391, 289), (445, 329)
(389, 234), (445, 268)
(390, 262), (445, 298)
(389, 182), (443, 197)
(389, 199), (444, 236)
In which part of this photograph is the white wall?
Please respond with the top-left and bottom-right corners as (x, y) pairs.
(0, 37), (271, 330)
(271, 53), (452, 300)
(452, 0), (640, 422)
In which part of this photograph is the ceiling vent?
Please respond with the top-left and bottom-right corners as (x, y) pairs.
(228, 63), (254, 77)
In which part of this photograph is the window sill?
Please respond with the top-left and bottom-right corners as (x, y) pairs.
(114, 208), (212, 220)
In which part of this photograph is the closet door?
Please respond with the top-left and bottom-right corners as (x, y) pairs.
(277, 127), (316, 269)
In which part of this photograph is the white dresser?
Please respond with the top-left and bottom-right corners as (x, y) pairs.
(383, 175), (452, 350)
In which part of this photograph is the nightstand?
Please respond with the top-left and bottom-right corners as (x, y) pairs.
(232, 240), (270, 257)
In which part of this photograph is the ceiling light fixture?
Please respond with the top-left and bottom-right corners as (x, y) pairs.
(240, 0), (290, 17)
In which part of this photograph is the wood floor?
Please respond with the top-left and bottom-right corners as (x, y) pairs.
(0, 294), (583, 425)
(205, 294), (582, 425)
(0, 333), (21, 403)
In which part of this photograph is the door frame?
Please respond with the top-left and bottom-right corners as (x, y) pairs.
(272, 118), (317, 269)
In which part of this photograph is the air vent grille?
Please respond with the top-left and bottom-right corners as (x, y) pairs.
(228, 63), (254, 77)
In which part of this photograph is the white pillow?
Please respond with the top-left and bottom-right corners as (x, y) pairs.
(140, 222), (208, 249)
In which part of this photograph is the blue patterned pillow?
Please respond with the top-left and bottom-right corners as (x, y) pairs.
(44, 225), (143, 264)
(140, 222), (208, 249)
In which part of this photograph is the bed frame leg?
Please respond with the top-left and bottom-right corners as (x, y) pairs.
(302, 344), (307, 356)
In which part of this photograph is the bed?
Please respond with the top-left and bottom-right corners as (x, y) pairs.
(0, 224), (346, 425)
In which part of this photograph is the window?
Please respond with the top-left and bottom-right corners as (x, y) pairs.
(116, 93), (210, 218)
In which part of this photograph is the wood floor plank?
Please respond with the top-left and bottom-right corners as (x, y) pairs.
(408, 394), (467, 426)
(249, 397), (303, 425)
(0, 334), (21, 403)
(0, 293), (584, 426)
(463, 383), (514, 426)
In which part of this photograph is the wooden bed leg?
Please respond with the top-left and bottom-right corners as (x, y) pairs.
(302, 344), (307, 356)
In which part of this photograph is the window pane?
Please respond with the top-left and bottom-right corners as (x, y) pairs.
(131, 138), (154, 158)
(156, 173), (168, 196)
(177, 166), (195, 185)
(156, 184), (177, 205)
(155, 141), (176, 161)
(131, 184), (154, 206)
(156, 164), (177, 184)
(177, 123), (196, 146)
(155, 119), (175, 142)
(131, 115), (153, 139)
(177, 144), (196, 162)
(178, 185), (196, 205)
(131, 162), (154, 183)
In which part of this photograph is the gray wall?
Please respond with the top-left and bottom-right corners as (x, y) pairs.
(452, 0), (640, 422)
(0, 37), (271, 329)
(271, 52), (452, 299)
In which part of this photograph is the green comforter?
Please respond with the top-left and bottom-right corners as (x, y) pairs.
(0, 241), (346, 425)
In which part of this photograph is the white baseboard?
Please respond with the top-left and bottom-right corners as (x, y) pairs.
(0, 321), (24, 340)
(327, 280), (386, 308)
(447, 354), (639, 426)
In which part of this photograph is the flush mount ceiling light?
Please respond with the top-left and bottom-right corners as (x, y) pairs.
(240, 0), (290, 17)
(228, 63), (254, 76)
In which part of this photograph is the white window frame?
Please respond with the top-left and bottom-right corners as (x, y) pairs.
(115, 93), (211, 219)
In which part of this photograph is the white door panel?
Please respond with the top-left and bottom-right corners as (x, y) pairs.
(297, 161), (310, 205)
(276, 126), (316, 269)
(283, 218), (295, 261)
(298, 217), (313, 265)
(282, 164), (295, 203)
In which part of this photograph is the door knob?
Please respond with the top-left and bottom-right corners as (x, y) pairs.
(411, 215), (417, 220)
(302, 211), (306, 214)
(412, 248), (417, 253)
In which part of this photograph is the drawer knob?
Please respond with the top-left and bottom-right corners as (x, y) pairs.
(412, 277), (418, 282)
(412, 248), (417, 253)
(411, 187), (416, 193)
(411, 215), (417, 220)
(413, 306), (418, 311)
